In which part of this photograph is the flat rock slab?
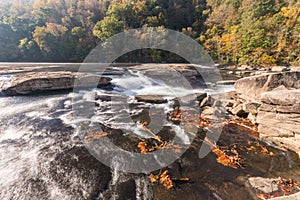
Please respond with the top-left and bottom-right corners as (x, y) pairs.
(260, 89), (300, 106)
(135, 95), (167, 104)
(1, 71), (111, 95)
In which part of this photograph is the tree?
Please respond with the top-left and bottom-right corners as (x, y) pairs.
(93, 16), (124, 41)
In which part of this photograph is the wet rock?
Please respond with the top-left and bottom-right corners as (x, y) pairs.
(130, 109), (151, 124)
(95, 94), (112, 101)
(48, 146), (112, 199)
(216, 80), (236, 85)
(1, 71), (111, 95)
(173, 93), (207, 107)
(115, 179), (136, 200)
(128, 64), (219, 88)
(199, 96), (215, 108)
(135, 95), (167, 104)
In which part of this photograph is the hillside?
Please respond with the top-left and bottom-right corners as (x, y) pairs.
(0, 0), (299, 66)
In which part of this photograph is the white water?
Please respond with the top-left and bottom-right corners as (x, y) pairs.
(111, 70), (234, 97)
(0, 68), (234, 199)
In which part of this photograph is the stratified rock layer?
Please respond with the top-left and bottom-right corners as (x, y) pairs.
(232, 71), (300, 155)
(1, 71), (111, 95)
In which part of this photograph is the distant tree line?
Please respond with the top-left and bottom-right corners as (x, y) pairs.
(0, 0), (299, 66)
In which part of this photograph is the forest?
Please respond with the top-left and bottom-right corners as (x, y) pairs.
(0, 0), (299, 66)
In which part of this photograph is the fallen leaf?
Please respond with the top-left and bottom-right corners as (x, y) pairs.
(138, 141), (148, 154)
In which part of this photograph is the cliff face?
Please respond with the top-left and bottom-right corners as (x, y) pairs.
(230, 71), (300, 155)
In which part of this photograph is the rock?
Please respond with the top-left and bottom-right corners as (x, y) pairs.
(115, 179), (136, 200)
(200, 106), (226, 120)
(1, 71), (111, 95)
(128, 64), (220, 88)
(255, 88), (300, 154)
(230, 104), (248, 118)
(257, 111), (300, 137)
(270, 192), (300, 200)
(135, 95), (167, 104)
(289, 66), (300, 72)
(247, 113), (257, 124)
(260, 89), (300, 106)
(248, 177), (279, 193)
(259, 103), (300, 114)
(173, 92), (207, 107)
(271, 66), (288, 72)
(222, 65), (237, 70)
(216, 80), (236, 85)
(237, 65), (252, 70)
(243, 102), (261, 114)
(234, 71), (300, 101)
(199, 95), (215, 108)
(225, 100), (234, 108)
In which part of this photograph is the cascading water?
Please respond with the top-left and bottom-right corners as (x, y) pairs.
(2, 68), (222, 199)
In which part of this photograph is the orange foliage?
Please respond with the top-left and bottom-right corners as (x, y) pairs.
(85, 131), (109, 143)
(149, 170), (174, 190)
(138, 141), (183, 154)
(137, 141), (148, 154)
(212, 147), (242, 169)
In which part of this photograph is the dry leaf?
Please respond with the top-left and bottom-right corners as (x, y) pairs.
(138, 141), (148, 154)
(159, 170), (174, 190)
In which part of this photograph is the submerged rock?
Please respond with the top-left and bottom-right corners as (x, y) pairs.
(1, 71), (111, 95)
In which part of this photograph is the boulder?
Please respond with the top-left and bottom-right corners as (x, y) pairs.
(1, 71), (111, 95)
(135, 95), (167, 104)
(173, 92), (207, 107)
(234, 71), (300, 101)
(199, 95), (215, 108)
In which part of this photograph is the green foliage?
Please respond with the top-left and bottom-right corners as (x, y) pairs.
(0, 0), (298, 66)
(93, 16), (124, 40)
